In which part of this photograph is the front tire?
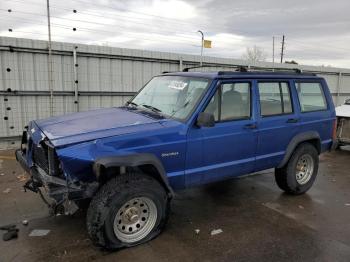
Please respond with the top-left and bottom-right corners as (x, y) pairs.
(86, 172), (169, 250)
(275, 143), (319, 195)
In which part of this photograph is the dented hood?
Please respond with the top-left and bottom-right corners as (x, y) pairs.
(34, 107), (164, 147)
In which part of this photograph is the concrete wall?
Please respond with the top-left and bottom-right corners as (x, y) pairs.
(1, 36), (350, 149)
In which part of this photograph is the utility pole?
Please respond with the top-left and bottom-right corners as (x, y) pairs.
(280, 35), (285, 64)
(198, 30), (204, 66)
(272, 36), (275, 68)
(46, 0), (54, 116)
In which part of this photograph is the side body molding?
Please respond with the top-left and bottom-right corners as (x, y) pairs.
(277, 131), (321, 168)
(93, 153), (174, 196)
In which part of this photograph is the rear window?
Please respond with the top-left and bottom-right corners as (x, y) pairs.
(258, 82), (293, 116)
(296, 82), (327, 112)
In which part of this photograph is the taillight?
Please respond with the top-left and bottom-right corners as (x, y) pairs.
(332, 118), (337, 140)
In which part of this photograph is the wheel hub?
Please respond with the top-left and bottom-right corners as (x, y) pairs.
(295, 154), (314, 185)
(124, 207), (139, 223)
(113, 197), (157, 243)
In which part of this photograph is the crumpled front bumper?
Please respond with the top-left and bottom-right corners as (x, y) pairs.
(15, 149), (97, 213)
(15, 149), (69, 193)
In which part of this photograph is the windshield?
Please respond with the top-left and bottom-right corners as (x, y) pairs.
(131, 76), (210, 120)
(345, 99), (350, 105)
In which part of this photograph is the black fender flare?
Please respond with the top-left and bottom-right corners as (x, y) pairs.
(93, 153), (174, 196)
(277, 131), (321, 168)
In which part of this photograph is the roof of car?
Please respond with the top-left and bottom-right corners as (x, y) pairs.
(162, 71), (322, 80)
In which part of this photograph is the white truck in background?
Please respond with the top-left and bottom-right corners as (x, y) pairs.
(336, 99), (350, 148)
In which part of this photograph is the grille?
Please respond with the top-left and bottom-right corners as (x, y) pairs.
(32, 140), (62, 177)
(32, 143), (50, 174)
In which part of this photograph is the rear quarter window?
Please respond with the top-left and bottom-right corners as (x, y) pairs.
(296, 82), (327, 112)
(258, 82), (293, 117)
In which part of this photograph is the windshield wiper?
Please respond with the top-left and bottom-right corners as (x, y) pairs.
(141, 104), (162, 113)
(126, 101), (138, 107)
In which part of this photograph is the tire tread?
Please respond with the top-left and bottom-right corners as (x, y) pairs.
(86, 172), (168, 249)
(275, 142), (319, 195)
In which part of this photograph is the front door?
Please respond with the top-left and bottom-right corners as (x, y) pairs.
(185, 80), (258, 186)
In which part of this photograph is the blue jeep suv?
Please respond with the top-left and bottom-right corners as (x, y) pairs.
(16, 69), (336, 249)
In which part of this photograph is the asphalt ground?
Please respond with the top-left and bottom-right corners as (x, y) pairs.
(0, 147), (350, 262)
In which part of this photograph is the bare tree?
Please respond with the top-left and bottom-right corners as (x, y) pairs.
(241, 45), (267, 63)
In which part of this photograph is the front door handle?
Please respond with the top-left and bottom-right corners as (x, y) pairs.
(244, 123), (257, 129)
(286, 118), (299, 123)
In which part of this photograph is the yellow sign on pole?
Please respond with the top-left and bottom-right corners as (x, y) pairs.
(203, 40), (212, 48)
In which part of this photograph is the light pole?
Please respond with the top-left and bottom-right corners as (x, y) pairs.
(46, 0), (53, 116)
(197, 30), (204, 66)
(272, 36), (275, 69)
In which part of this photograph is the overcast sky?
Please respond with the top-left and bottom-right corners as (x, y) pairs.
(1, 0), (349, 68)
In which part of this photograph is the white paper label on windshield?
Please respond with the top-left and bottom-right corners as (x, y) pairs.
(169, 81), (188, 90)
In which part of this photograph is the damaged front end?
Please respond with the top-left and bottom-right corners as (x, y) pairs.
(15, 124), (98, 215)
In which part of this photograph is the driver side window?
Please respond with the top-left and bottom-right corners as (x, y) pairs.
(204, 89), (220, 121)
(204, 82), (251, 122)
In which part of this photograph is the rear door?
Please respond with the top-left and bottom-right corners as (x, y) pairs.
(185, 80), (258, 186)
(255, 80), (300, 171)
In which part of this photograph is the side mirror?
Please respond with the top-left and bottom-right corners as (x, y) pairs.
(196, 112), (215, 127)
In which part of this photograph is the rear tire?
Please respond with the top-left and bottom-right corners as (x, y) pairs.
(86, 172), (170, 250)
(275, 143), (319, 195)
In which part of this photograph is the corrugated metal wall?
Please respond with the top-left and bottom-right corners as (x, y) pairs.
(1, 36), (350, 149)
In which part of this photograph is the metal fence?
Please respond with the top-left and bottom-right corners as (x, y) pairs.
(1, 36), (350, 149)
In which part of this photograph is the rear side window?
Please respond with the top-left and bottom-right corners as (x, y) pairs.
(258, 82), (293, 116)
(296, 82), (327, 112)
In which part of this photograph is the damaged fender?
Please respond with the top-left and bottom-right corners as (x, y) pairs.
(93, 153), (174, 197)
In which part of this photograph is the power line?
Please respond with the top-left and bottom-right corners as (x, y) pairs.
(0, 15), (199, 44)
(3, 0), (209, 32)
(0, 12), (201, 43)
(54, 0), (200, 25)
(0, 17), (74, 30)
(2, 0), (256, 37)
(0, 19), (202, 48)
(0, 9), (201, 42)
(2, 0), (202, 39)
(1, 10), (258, 47)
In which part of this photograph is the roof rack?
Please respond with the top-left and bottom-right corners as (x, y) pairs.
(182, 65), (314, 75)
(216, 67), (316, 76)
(182, 65), (252, 73)
(182, 65), (216, 72)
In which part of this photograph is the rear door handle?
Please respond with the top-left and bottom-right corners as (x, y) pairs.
(286, 118), (299, 123)
(244, 123), (257, 129)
